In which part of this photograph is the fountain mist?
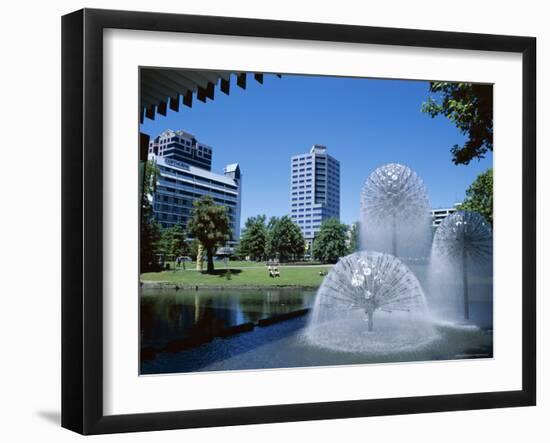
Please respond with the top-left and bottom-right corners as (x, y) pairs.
(429, 211), (493, 321)
(360, 163), (432, 260)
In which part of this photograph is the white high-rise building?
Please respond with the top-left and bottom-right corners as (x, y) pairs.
(290, 145), (340, 250)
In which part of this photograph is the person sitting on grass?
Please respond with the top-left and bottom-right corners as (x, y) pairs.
(267, 265), (279, 278)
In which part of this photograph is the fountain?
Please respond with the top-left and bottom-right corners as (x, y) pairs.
(305, 251), (438, 353)
(360, 163), (432, 260)
(429, 211), (492, 321)
(310, 251), (428, 330)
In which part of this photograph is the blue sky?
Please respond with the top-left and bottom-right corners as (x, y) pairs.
(140, 73), (492, 227)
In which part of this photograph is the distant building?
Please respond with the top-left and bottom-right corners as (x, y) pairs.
(290, 145), (340, 250)
(148, 130), (242, 243)
(431, 204), (460, 227)
(148, 129), (213, 170)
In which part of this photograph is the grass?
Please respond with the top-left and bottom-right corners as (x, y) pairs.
(141, 264), (332, 288)
(162, 260), (323, 270)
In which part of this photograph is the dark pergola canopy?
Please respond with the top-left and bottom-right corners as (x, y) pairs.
(140, 68), (281, 123)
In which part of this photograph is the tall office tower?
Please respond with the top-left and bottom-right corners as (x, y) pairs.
(148, 129), (242, 245)
(290, 145), (340, 251)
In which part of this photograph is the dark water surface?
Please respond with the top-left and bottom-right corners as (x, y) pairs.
(141, 287), (316, 349)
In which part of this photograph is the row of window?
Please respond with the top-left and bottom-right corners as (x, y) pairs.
(155, 212), (189, 223)
(155, 193), (233, 209)
(292, 166), (313, 173)
(291, 207), (323, 213)
(159, 166), (238, 191)
(292, 214), (323, 221)
(292, 172), (313, 179)
(153, 136), (212, 154)
(291, 175), (339, 184)
(162, 143), (212, 159)
(155, 205), (236, 220)
(292, 155), (312, 162)
(153, 194), (236, 216)
(161, 177), (237, 199)
(293, 202), (321, 207)
(161, 151), (212, 166)
(297, 225), (321, 230)
(156, 186), (237, 207)
(154, 204), (191, 215)
(292, 166), (339, 176)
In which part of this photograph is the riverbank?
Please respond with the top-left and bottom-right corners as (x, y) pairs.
(141, 281), (320, 290)
(140, 264), (332, 289)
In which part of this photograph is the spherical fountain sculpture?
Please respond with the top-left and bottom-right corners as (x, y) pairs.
(360, 163), (431, 259)
(305, 251), (437, 353)
(430, 211), (492, 320)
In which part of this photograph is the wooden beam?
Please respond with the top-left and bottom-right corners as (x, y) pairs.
(169, 95), (180, 112)
(237, 73), (246, 89)
(221, 77), (230, 95)
(157, 101), (167, 116)
(183, 90), (193, 108)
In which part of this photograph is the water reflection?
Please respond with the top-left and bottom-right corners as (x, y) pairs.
(140, 288), (316, 350)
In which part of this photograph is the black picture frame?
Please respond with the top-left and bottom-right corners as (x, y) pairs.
(62, 8), (536, 435)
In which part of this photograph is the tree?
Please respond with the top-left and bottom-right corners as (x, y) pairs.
(422, 82), (493, 165)
(238, 215), (268, 260)
(196, 242), (204, 271)
(266, 216), (279, 232)
(348, 222), (360, 254)
(140, 217), (161, 272)
(187, 195), (231, 273)
(159, 224), (189, 259)
(266, 216), (305, 261)
(140, 160), (161, 272)
(458, 168), (493, 226)
(312, 219), (349, 263)
(265, 216), (281, 259)
(189, 238), (200, 261)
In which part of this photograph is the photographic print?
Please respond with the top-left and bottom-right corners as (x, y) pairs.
(138, 69), (493, 375)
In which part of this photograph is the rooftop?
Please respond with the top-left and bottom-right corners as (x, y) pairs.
(310, 145), (327, 154)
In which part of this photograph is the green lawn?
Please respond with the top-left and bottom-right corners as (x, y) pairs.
(141, 264), (332, 288)
(166, 260), (319, 270)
